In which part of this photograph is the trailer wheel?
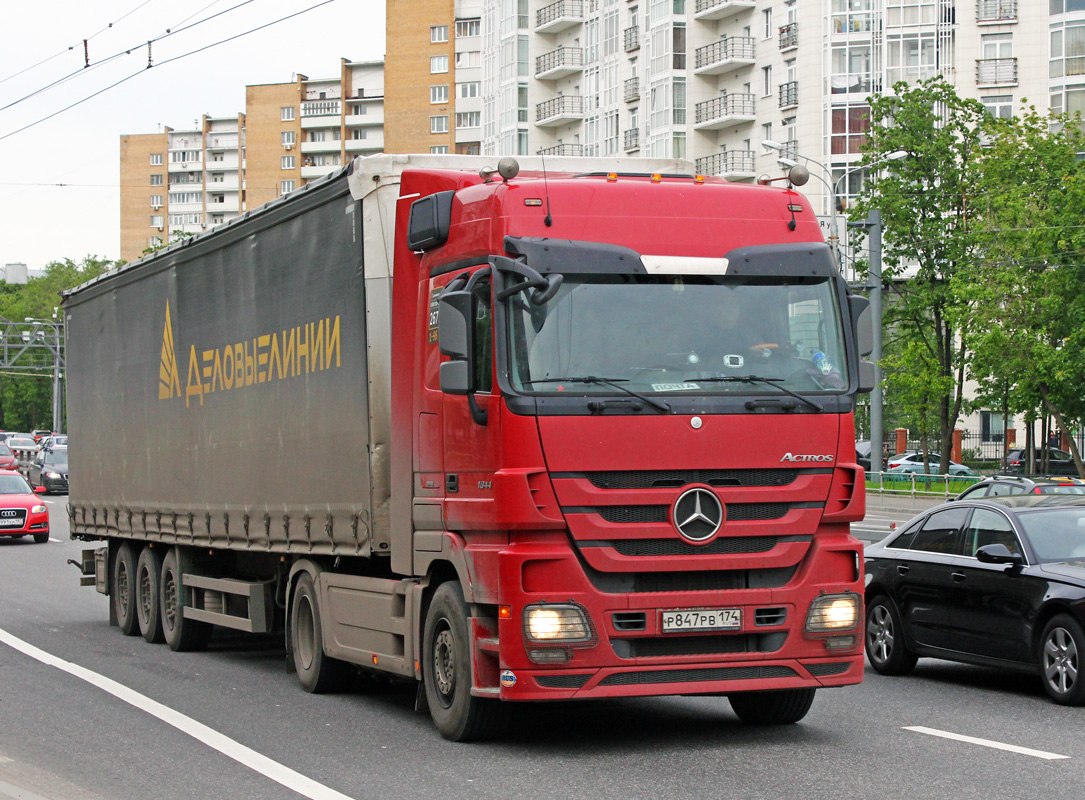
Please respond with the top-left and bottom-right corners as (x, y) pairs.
(728, 688), (816, 725)
(290, 573), (350, 693)
(422, 581), (508, 742)
(136, 546), (165, 644)
(112, 542), (140, 636)
(160, 547), (212, 652)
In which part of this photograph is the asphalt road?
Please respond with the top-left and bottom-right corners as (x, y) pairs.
(2, 499), (1084, 800)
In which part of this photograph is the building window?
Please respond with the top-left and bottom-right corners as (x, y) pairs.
(431, 25), (448, 43)
(431, 85), (449, 103)
(149, 236), (163, 248)
(981, 411), (1009, 442)
(169, 213), (201, 226)
(830, 105), (870, 154)
(150, 174), (163, 186)
(352, 129), (367, 139)
(170, 150), (200, 163)
(458, 81), (481, 98)
(150, 215), (163, 228)
(309, 130), (327, 142)
(281, 131), (296, 146)
(982, 95), (1013, 118)
(762, 66), (773, 96)
(280, 180), (295, 195)
(431, 115), (449, 134)
(211, 152), (224, 162)
(431, 55), (449, 73)
(281, 106), (295, 121)
(456, 19), (481, 38)
(351, 103), (368, 115)
(982, 32), (1013, 60)
(150, 195), (162, 208)
(211, 173), (224, 182)
(212, 214), (224, 224)
(431, 145), (450, 154)
(455, 51), (481, 68)
(763, 8), (772, 38)
(281, 155), (295, 169)
(456, 111), (481, 128)
(168, 191), (202, 205)
(150, 154), (162, 165)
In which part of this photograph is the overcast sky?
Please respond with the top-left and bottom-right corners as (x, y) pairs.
(0, 0), (385, 271)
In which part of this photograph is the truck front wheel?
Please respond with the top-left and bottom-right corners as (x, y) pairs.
(112, 542), (140, 636)
(290, 572), (350, 693)
(422, 581), (507, 742)
(728, 688), (816, 724)
(160, 547), (212, 652)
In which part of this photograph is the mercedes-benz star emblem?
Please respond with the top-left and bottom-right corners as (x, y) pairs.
(673, 487), (724, 542)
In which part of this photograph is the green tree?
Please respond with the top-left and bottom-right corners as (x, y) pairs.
(961, 105), (1085, 475)
(854, 77), (987, 473)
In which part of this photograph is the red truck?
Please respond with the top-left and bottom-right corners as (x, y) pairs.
(67, 154), (873, 741)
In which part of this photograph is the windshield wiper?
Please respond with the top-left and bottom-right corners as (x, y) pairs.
(522, 376), (671, 413)
(689, 375), (823, 412)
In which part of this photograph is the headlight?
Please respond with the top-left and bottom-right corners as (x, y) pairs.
(805, 592), (860, 633)
(523, 604), (594, 643)
(31, 505), (46, 514)
(45, 472), (61, 479)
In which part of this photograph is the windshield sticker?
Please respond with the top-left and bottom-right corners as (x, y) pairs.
(652, 383), (700, 392)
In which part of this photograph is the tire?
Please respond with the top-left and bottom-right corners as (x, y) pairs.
(1039, 614), (1085, 705)
(729, 688), (816, 724)
(112, 542), (141, 636)
(865, 594), (918, 676)
(159, 547), (212, 652)
(32, 533), (48, 544)
(290, 572), (350, 693)
(136, 546), (165, 643)
(422, 581), (508, 742)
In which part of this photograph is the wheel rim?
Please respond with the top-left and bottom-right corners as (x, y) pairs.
(867, 605), (894, 664)
(296, 595), (316, 671)
(432, 620), (456, 708)
(138, 566), (153, 621)
(163, 569), (178, 631)
(1043, 626), (1079, 696)
(116, 560), (131, 616)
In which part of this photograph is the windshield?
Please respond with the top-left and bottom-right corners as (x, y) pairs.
(1018, 509), (1085, 561)
(44, 451), (67, 467)
(507, 274), (849, 395)
(0, 475), (32, 494)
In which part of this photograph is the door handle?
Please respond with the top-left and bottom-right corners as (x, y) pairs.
(896, 565), (909, 576)
(951, 571), (966, 582)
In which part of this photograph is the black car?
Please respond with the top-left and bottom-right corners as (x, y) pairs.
(865, 495), (1085, 705)
(27, 445), (67, 494)
(1005, 447), (1077, 476)
(953, 475), (1085, 501)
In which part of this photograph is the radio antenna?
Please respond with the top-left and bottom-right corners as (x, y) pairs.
(541, 151), (553, 227)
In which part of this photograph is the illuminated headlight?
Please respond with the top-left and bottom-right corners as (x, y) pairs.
(31, 505), (46, 514)
(45, 472), (61, 479)
(805, 592), (860, 633)
(523, 603), (594, 644)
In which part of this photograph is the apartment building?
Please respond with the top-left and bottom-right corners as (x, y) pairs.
(385, 0), (483, 154)
(120, 60), (384, 263)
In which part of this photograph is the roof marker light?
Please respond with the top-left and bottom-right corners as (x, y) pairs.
(694, 175), (705, 184)
(607, 172), (618, 182)
(651, 173), (662, 182)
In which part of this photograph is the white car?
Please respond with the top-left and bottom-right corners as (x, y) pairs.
(887, 451), (973, 475)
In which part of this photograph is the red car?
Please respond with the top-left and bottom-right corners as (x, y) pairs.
(0, 444), (19, 472)
(0, 471), (49, 543)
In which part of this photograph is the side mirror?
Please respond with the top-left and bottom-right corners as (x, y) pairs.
(437, 291), (473, 361)
(34, 486), (47, 494)
(849, 295), (873, 357)
(975, 543), (1024, 567)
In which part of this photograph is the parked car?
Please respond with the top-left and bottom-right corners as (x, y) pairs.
(1005, 447), (1078, 476)
(886, 451), (973, 475)
(7, 436), (37, 467)
(0, 471), (49, 543)
(0, 444), (19, 473)
(27, 445), (67, 494)
(953, 475), (1085, 501)
(865, 494), (1085, 704)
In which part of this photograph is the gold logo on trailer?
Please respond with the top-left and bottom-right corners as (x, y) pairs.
(158, 301), (342, 408)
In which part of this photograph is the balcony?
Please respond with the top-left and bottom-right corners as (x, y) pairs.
(538, 144), (584, 156)
(694, 36), (755, 76)
(536, 47), (584, 80)
(301, 164), (338, 180)
(778, 22), (797, 50)
(536, 95), (584, 126)
(779, 81), (798, 108)
(830, 74), (882, 95)
(205, 135), (239, 151)
(624, 77), (640, 103)
(624, 129), (639, 151)
(693, 93), (755, 130)
(694, 150), (756, 180)
(624, 26), (640, 51)
(301, 100), (341, 117)
(346, 136), (383, 153)
(693, 0), (755, 22)
(977, 58), (1017, 86)
(536, 0), (583, 34)
(300, 140), (342, 154)
(977, 0), (1016, 22)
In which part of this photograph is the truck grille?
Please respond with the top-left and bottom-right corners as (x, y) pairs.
(580, 469), (800, 489)
(612, 633), (785, 658)
(536, 674), (592, 689)
(584, 564), (798, 593)
(609, 536), (779, 556)
(598, 665), (797, 686)
(584, 503), (790, 524)
(805, 662), (852, 677)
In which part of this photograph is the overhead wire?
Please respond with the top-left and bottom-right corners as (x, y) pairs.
(0, 0), (336, 142)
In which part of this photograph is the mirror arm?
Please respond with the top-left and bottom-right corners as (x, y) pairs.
(468, 394), (488, 426)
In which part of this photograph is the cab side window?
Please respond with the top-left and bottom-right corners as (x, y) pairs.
(473, 276), (493, 393)
(909, 507), (969, 554)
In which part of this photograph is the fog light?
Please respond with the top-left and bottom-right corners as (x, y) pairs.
(823, 635), (858, 652)
(805, 592), (860, 633)
(528, 648), (571, 664)
(523, 603), (593, 643)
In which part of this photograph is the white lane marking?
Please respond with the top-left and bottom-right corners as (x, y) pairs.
(48, 538), (61, 543)
(0, 628), (357, 800)
(905, 726), (1070, 760)
(0, 776), (54, 800)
